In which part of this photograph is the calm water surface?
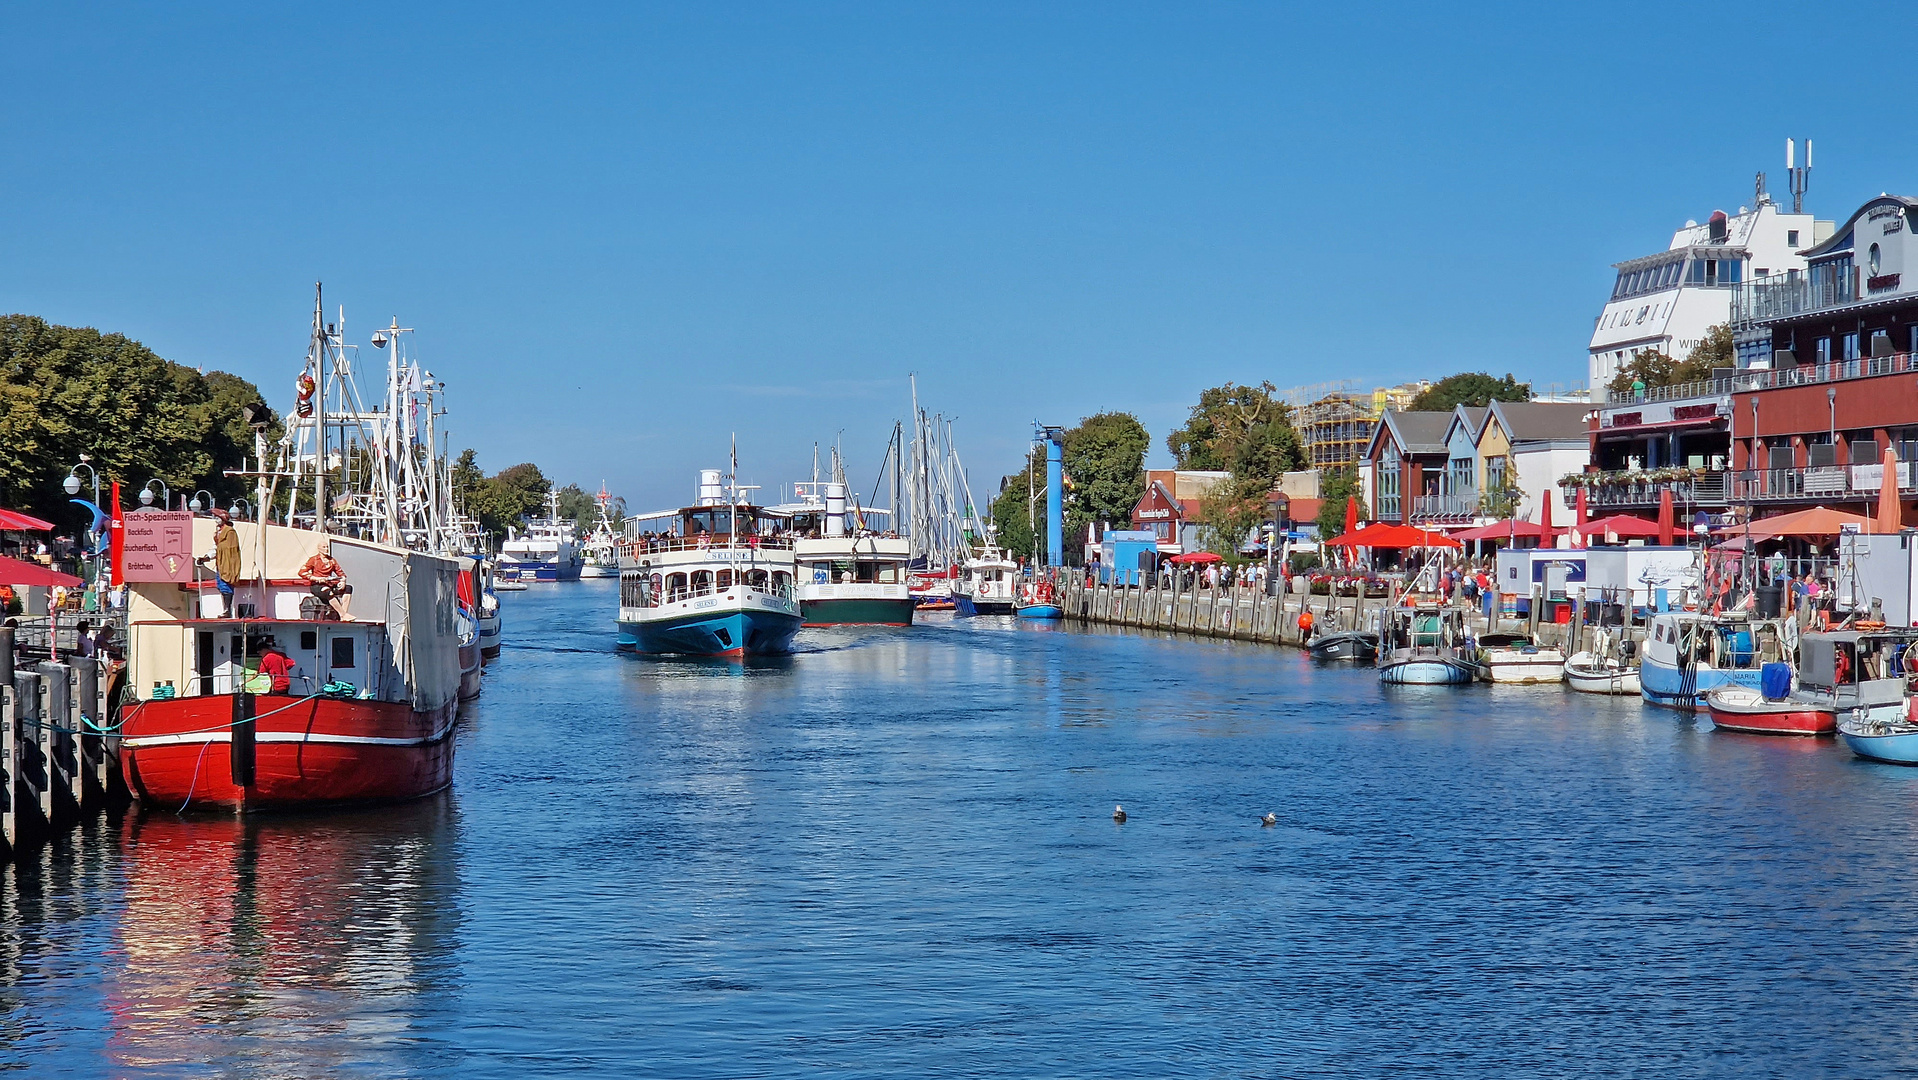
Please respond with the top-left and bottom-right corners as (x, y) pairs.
(7, 580), (1918, 1077)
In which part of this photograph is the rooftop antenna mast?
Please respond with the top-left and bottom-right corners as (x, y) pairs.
(1787, 137), (1813, 216)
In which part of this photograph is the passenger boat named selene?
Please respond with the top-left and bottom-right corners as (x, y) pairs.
(617, 471), (802, 657)
(118, 520), (464, 810)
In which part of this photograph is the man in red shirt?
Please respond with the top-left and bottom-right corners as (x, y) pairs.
(299, 539), (354, 621)
(258, 638), (295, 694)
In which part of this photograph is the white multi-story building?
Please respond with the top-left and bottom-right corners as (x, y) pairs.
(1589, 184), (1830, 391)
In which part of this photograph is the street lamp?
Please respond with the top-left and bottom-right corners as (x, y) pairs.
(229, 498), (252, 521)
(138, 479), (170, 511)
(64, 458), (101, 505)
(187, 489), (215, 514)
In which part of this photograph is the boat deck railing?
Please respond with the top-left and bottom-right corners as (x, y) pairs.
(621, 535), (796, 556)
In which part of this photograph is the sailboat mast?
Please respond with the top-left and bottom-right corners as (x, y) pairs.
(312, 284), (328, 536)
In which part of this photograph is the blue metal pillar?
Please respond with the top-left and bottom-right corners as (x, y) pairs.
(1042, 427), (1064, 567)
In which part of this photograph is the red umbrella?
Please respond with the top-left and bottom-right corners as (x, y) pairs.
(1573, 486), (1589, 548)
(1362, 524), (1462, 550)
(1323, 522), (1400, 548)
(0, 556), (83, 588)
(1168, 551), (1222, 564)
(1581, 514), (1663, 542)
(1657, 487), (1674, 546)
(1538, 490), (1555, 549)
(1877, 445), (1902, 534)
(1343, 496), (1359, 538)
(0, 509), (56, 532)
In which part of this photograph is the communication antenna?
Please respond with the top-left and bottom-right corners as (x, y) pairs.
(1787, 137), (1813, 216)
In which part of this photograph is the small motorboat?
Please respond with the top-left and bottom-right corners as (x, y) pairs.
(1477, 633), (1567, 685)
(1704, 683), (1836, 736)
(1378, 604), (1483, 685)
(1309, 630), (1379, 662)
(1563, 651), (1640, 695)
(1839, 704), (1918, 764)
(1014, 580), (1064, 620)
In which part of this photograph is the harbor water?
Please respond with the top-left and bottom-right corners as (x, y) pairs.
(8, 581), (1918, 1076)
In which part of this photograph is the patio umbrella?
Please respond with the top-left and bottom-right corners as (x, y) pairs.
(1572, 486), (1588, 548)
(1580, 514), (1663, 544)
(1323, 521), (1400, 548)
(1538, 489), (1555, 550)
(1343, 496), (1359, 538)
(1877, 445), (1902, 534)
(1450, 520), (1544, 542)
(1657, 487), (1674, 546)
(0, 508), (56, 532)
(1363, 525), (1461, 550)
(1730, 506), (1871, 541)
(0, 556), (83, 588)
(1167, 551), (1222, 564)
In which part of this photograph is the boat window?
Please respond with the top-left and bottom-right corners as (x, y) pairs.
(692, 571), (714, 596)
(330, 636), (356, 670)
(773, 571), (791, 596)
(856, 561), (879, 584)
(717, 569), (733, 590)
(666, 573), (688, 600)
(747, 569), (769, 590)
(877, 563), (899, 584)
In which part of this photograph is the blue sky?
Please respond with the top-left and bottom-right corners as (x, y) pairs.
(1, 3), (1905, 512)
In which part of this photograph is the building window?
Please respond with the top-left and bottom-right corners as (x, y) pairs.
(1378, 451), (1401, 520)
(1844, 332), (1861, 361)
(1870, 243), (1883, 275)
(1788, 229), (1800, 247)
(1817, 337), (1832, 364)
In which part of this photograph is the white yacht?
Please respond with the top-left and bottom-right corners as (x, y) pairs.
(499, 492), (583, 582)
(953, 538), (1018, 616)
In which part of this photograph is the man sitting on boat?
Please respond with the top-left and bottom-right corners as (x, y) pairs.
(300, 540), (355, 622)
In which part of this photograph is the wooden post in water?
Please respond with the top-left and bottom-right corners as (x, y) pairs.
(14, 670), (45, 843)
(40, 663), (77, 825)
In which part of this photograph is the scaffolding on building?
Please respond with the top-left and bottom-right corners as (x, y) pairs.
(1286, 380), (1430, 472)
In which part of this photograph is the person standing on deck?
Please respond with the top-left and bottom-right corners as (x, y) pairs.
(198, 509), (242, 618)
(258, 637), (295, 694)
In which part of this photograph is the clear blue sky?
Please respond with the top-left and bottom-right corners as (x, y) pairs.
(1, 3), (1903, 512)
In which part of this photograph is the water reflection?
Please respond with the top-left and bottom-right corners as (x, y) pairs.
(91, 801), (459, 1076)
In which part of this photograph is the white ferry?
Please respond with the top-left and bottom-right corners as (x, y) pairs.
(616, 469), (802, 657)
(784, 481), (912, 627)
(500, 492), (583, 582)
(579, 484), (621, 578)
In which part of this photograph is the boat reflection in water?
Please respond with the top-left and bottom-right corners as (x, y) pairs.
(98, 800), (459, 1075)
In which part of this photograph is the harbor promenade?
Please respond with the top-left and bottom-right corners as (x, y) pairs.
(1051, 573), (1584, 649)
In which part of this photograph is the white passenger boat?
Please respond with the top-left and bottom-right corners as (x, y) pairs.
(500, 492), (583, 582)
(1477, 633), (1568, 684)
(616, 468), (802, 658)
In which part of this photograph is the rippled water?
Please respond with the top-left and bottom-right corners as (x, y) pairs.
(6, 580), (1918, 1076)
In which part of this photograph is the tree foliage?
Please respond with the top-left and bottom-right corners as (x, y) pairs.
(1195, 473), (1269, 565)
(452, 448), (552, 541)
(986, 411), (1150, 564)
(1606, 323), (1734, 395)
(1316, 466), (1365, 540)
(0, 314), (279, 529)
(1166, 381), (1304, 485)
(1409, 372), (1532, 412)
(555, 483), (597, 533)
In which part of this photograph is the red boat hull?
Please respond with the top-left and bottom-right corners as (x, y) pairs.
(119, 693), (457, 810)
(1707, 703), (1836, 736)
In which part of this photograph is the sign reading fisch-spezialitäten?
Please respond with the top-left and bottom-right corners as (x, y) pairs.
(121, 511), (195, 583)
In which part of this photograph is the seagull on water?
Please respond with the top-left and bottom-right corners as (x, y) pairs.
(1261, 812), (1277, 827)
(1112, 804), (1127, 823)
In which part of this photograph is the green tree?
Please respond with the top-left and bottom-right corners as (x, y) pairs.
(1063, 412), (1150, 545)
(1409, 372), (1532, 411)
(1195, 473), (1269, 565)
(449, 449), (552, 541)
(1316, 466), (1365, 540)
(1476, 457), (1523, 519)
(555, 482), (596, 533)
(988, 456), (1039, 561)
(1166, 381), (1305, 485)
(1608, 323), (1734, 396)
(0, 314), (275, 528)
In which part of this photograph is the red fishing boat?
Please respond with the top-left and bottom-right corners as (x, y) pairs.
(118, 523), (465, 810)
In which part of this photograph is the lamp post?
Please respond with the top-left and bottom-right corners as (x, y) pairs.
(138, 479), (170, 511)
(230, 498), (252, 522)
(63, 457), (100, 506)
(187, 489), (215, 514)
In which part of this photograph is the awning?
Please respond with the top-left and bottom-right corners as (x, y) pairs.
(1167, 551), (1221, 564)
(1580, 514), (1664, 541)
(1451, 520), (1544, 542)
(0, 556), (84, 587)
(0, 509), (56, 531)
(1719, 506), (1871, 540)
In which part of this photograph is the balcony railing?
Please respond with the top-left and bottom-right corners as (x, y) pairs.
(1573, 470), (1731, 509)
(1408, 494), (1480, 521)
(1602, 351), (1918, 406)
(1730, 463), (1916, 502)
(1731, 271), (1872, 329)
